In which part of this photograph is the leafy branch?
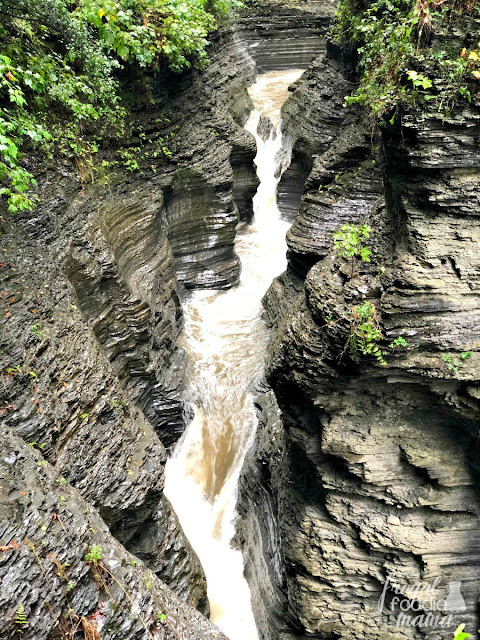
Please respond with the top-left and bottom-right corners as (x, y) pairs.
(333, 223), (372, 276)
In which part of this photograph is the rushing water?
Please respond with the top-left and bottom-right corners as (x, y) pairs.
(164, 69), (304, 640)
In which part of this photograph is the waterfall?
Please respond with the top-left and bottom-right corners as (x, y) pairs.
(164, 69), (304, 640)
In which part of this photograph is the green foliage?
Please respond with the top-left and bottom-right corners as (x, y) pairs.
(349, 300), (388, 366)
(31, 324), (43, 341)
(442, 350), (472, 372)
(406, 69), (432, 89)
(335, 0), (480, 119)
(333, 223), (372, 261)
(14, 602), (27, 632)
(333, 223), (372, 274)
(389, 336), (407, 349)
(449, 623), (480, 640)
(0, 1), (122, 211)
(6, 364), (22, 374)
(84, 545), (102, 565)
(0, 0), (240, 212)
(29, 441), (46, 450)
(453, 624), (472, 640)
(77, 0), (229, 72)
(120, 148), (140, 172)
(348, 300), (407, 367)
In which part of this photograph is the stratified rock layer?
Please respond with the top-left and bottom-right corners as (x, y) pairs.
(239, 28), (480, 640)
(0, 430), (227, 640)
(238, 0), (333, 72)
(0, 24), (259, 624)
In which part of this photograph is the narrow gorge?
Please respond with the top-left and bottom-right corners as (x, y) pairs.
(0, 1), (479, 640)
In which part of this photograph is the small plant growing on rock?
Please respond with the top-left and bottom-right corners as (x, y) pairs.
(14, 602), (27, 633)
(453, 624), (475, 640)
(6, 365), (22, 375)
(84, 545), (102, 566)
(83, 547), (154, 639)
(348, 300), (387, 366)
(406, 70), (433, 90)
(442, 351), (471, 373)
(31, 324), (43, 341)
(333, 223), (372, 276)
(29, 442), (46, 451)
(347, 300), (407, 367)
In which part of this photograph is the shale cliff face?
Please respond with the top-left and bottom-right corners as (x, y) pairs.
(238, 0), (333, 72)
(0, 26), (259, 637)
(0, 430), (229, 640)
(0, 0), (338, 632)
(239, 20), (480, 640)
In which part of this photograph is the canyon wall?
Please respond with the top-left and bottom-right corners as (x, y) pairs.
(4, 1), (477, 638)
(0, 1), (334, 632)
(237, 0), (332, 72)
(0, 24), (262, 638)
(0, 430), (229, 640)
(239, 15), (480, 640)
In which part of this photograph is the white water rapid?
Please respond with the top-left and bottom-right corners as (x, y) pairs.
(164, 69), (304, 640)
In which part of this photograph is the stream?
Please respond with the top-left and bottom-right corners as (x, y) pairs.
(164, 68), (304, 640)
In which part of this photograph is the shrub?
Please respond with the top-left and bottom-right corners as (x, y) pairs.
(0, 0), (242, 212)
(334, 0), (480, 121)
(333, 223), (372, 275)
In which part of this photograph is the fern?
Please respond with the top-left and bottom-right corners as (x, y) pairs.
(14, 603), (27, 632)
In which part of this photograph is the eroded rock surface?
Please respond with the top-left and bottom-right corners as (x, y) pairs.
(0, 430), (226, 640)
(0, 24), (259, 624)
(238, 0), (333, 72)
(239, 25), (480, 640)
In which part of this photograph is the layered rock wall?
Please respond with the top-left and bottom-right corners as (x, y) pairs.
(239, 23), (480, 640)
(238, 0), (333, 72)
(0, 430), (227, 640)
(0, 25), (259, 637)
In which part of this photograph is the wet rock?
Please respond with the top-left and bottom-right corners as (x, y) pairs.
(231, 135), (259, 223)
(238, 0), (333, 72)
(276, 153), (310, 223)
(239, 18), (480, 640)
(0, 23), (260, 625)
(0, 207), (206, 608)
(257, 116), (275, 142)
(0, 429), (226, 640)
(279, 47), (382, 277)
(237, 388), (291, 640)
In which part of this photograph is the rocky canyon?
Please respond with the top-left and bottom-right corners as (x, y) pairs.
(0, 0), (479, 639)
